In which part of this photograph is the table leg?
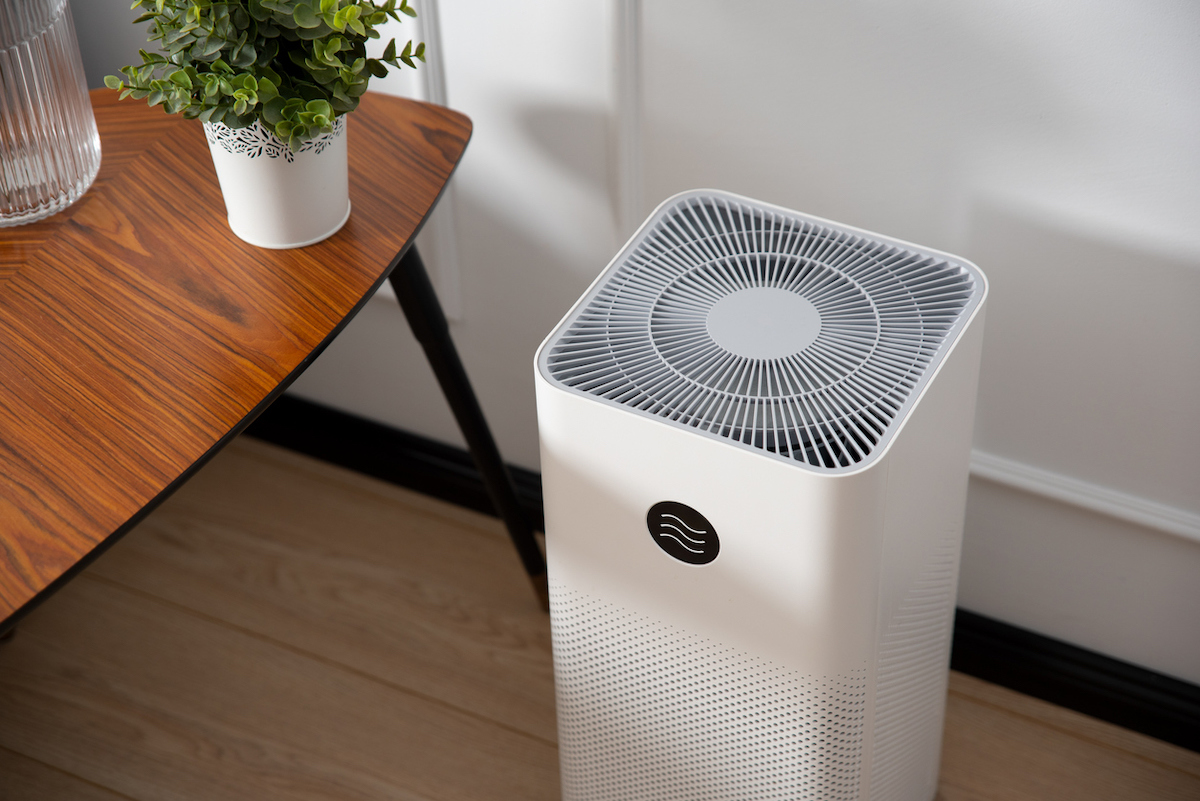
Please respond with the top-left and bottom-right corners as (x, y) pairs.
(388, 246), (549, 610)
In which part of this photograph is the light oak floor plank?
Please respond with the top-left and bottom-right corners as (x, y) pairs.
(84, 438), (557, 743)
(0, 575), (556, 801)
(0, 745), (134, 801)
(941, 673), (1200, 801)
(1, 436), (1196, 801)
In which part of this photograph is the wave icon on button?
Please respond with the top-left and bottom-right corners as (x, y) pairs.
(647, 501), (720, 565)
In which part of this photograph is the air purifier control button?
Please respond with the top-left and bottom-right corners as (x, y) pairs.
(647, 501), (720, 565)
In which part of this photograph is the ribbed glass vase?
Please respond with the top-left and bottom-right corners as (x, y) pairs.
(0, 0), (100, 227)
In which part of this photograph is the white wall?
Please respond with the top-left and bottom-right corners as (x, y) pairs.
(635, 0), (1200, 684)
(73, 1), (1200, 684)
(72, 0), (146, 88)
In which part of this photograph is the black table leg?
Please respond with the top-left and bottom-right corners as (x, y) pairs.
(389, 246), (548, 610)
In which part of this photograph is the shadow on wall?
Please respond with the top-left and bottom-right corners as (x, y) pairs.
(453, 177), (599, 353)
(73, 0), (150, 89)
(290, 173), (602, 469)
(516, 102), (618, 233)
(640, 0), (1085, 250)
(290, 166), (595, 470)
(966, 194), (1200, 512)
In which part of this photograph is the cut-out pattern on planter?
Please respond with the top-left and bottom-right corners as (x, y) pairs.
(203, 116), (345, 162)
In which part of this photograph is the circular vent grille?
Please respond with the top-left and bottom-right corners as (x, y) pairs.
(544, 193), (979, 470)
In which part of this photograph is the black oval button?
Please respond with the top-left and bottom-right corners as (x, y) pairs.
(647, 501), (720, 565)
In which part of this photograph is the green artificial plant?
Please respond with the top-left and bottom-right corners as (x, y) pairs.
(106, 0), (425, 150)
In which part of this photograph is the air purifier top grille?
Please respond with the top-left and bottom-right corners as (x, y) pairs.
(539, 190), (984, 472)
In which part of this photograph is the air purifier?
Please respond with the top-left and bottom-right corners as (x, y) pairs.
(535, 190), (987, 801)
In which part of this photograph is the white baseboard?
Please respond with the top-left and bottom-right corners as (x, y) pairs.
(970, 450), (1200, 545)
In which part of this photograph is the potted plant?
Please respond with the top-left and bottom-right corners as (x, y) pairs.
(106, 0), (425, 248)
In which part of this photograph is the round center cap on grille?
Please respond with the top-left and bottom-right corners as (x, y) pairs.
(705, 287), (821, 360)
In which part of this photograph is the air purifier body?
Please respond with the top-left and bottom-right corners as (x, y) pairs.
(535, 190), (987, 801)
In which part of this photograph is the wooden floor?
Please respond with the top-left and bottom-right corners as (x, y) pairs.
(1, 437), (1197, 801)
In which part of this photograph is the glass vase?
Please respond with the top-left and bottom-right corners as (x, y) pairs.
(0, 0), (101, 227)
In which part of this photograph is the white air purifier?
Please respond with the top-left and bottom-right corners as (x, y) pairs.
(535, 190), (987, 801)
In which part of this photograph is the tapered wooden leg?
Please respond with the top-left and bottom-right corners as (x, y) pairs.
(389, 246), (548, 610)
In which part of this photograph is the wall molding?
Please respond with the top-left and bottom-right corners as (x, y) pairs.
(245, 393), (544, 531)
(970, 449), (1200, 544)
(614, 0), (642, 239)
(951, 608), (1200, 751)
(372, 0), (462, 319)
(245, 394), (1199, 752)
(412, 0), (462, 320)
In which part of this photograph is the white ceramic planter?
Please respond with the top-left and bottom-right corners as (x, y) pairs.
(203, 117), (350, 249)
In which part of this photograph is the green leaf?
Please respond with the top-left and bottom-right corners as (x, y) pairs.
(163, 27), (192, 45)
(296, 24), (332, 40)
(167, 69), (192, 89)
(305, 98), (332, 118)
(192, 34), (224, 58)
(319, 0), (336, 13)
(262, 96), (287, 125)
(293, 3), (320, 28)
(247, 0), (270, 21)
(230, 43), (256, 68)
(256, 76), (279, 102)
(104, 75), (124, 90)
(381, 38), (395, 61)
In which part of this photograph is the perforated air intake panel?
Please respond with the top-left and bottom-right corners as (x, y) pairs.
(540, 191), (982, 471)
(551, 584), (868, 801)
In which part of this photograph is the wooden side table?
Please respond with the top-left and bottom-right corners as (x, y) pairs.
(0, 90), (546, 635)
